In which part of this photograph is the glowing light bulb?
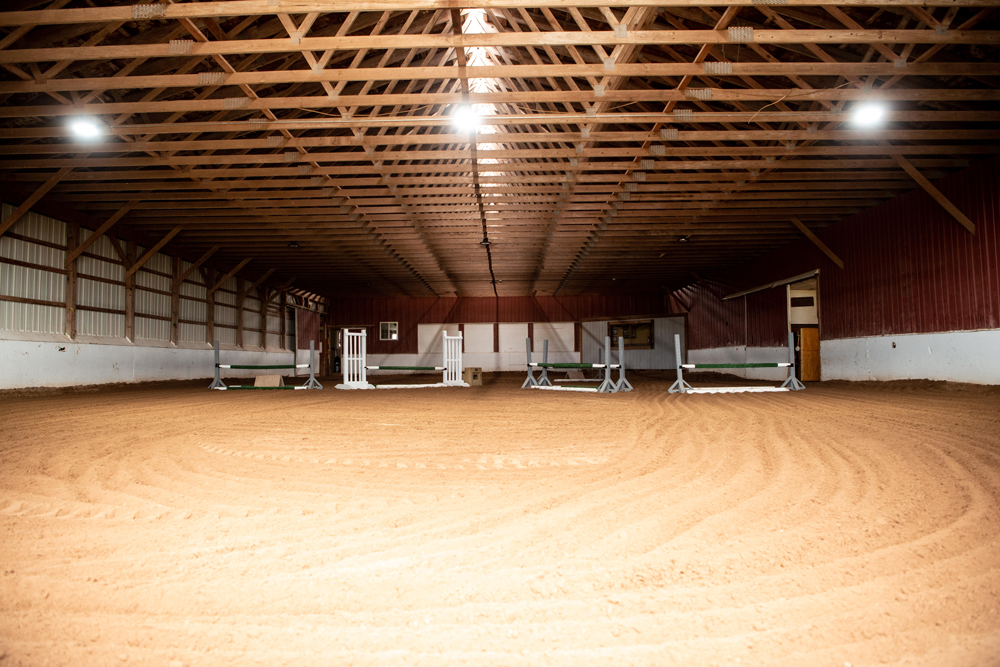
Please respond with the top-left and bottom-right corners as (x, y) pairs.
(852, 103), (886, 127)
(69, 118), (103, 139)
(452, 105), (480, 132)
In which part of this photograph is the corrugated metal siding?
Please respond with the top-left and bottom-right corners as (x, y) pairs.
(671, 157), (1000, 348)
(747, 288), (787, 348)
(135, 253), (172, 342)
(0, 204), (67, 334)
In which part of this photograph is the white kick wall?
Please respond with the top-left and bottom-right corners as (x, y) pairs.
(821, 329), (1000, 384)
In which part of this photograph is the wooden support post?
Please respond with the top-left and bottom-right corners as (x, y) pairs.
(204, 266), (215, 345)
(236, 275), (244, 348)
(279, 290), (286, 349)
(0, 167), (71, 238)
(790, 217), (844, 269)
(258, 285), (267, 350)
(170, 255), (180, 345)
(124, 239), (136, 341)
(64, 221), (78, 340)
(125, 226), (182, 278)
(64, 200), (135, 268)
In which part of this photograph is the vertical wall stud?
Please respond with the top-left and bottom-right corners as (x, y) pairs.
(204, 267), (215, 345)
(170, 256), (180, 345)
(236, 275), (245, 348)
(65, 222), (78, 340)
(125, 239), (136, 341)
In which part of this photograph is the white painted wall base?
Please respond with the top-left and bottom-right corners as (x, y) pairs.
(822, 329), (1000, 384)
(0, 338), (295, 389)
(687, 346), (791, 382)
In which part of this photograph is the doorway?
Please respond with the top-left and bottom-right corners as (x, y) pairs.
(788, 278), (820, 382)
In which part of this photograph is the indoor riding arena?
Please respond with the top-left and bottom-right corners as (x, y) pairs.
(1, 3), (999, 667)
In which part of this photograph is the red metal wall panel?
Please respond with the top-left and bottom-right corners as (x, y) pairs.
(674, 157), (1000, 349)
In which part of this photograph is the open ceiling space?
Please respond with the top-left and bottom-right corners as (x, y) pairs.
(0, 0), (997, 299)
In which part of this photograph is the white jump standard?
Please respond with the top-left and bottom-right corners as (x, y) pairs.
(208, 340), (323, 390)
(668, 333), (805, 394)
(336, 329), (469, 390)
(522, 335), (632, 394)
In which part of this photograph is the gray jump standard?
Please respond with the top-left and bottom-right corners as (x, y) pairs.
(208, 339), (323, 390)
(668, 333), (805, 394)
(522, 335), (632, 394)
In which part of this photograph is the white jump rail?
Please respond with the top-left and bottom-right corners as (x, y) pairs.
(668, 332), (805, 394)
(522, 334), (632, 394)
(336, 329), (469, 390)
(208, 340), (322, 390)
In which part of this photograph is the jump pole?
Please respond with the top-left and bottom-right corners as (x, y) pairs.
(209, 340), (322, 390)
(525, 335), (629, 394)
(668, 332), (805, 394)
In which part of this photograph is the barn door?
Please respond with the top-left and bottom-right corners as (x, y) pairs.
(800, 327), (821, 381)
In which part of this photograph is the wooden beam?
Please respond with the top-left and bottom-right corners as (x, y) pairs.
(124, 226), (183, 278)
(170, 256), (180, 345)
(0, 1), (993, 30)
(789, 217), (844, 269)
(238, 267), (277, 302)
(124, 240), (136, 341)
(207, 257), (252, 295)
(65, 222), (78, 340)
(0, 167), (71, 237)
(0, 29), (995, 65)
(887, 150), (976, 234)
(64, 200), (136, 267)
(205, 267), (215, 345)
(172, 245), (220, 289)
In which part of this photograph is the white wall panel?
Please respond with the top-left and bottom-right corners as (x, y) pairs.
(135, 316), (170, 342)
(136, 289), (170, 320)
(464, 323), (494, 353)
(0, 205), (67, 335)
(178, 322), (206, 344)
(533, 322), (574, 353)
(0, 301), (64, 335)
(77, 309), (124, 339)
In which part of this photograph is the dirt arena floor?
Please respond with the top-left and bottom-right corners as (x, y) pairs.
(1, 371), (999, 666)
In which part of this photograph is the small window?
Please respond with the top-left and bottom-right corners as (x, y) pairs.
(609, 320), (654, 350)
(380, 322), (398, 341)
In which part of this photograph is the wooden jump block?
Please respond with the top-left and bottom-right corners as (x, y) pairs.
(254, 374), (285, 387)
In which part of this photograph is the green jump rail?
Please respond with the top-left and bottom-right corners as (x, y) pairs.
(226, 385), (302, 390)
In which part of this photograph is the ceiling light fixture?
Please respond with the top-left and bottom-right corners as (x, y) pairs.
(287, 241), (300, 248)
(453, 105), (480, 132)
(68, 117), (103, 140)
(852, 102), (886, 127)
(678, 235), (690, 243)
(479, 237), (491, 246)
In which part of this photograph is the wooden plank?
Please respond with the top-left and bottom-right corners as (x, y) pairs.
(170, 256), (180, 345)
(890, 153), (976, 234)
(64, 200), (136, 267)
(124, 240), (136, 342)
(65, 222), (78, 339)
(790, 217), (844, 269)
(0, 1), (994, 29)
(800, 327), (821, 382)
(125, 226), (183, 278)
(0, 167), (71, 237)
(205, 267), (215, 345)
(207, 257), (252, 295)
(172, 245), (221, 289)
